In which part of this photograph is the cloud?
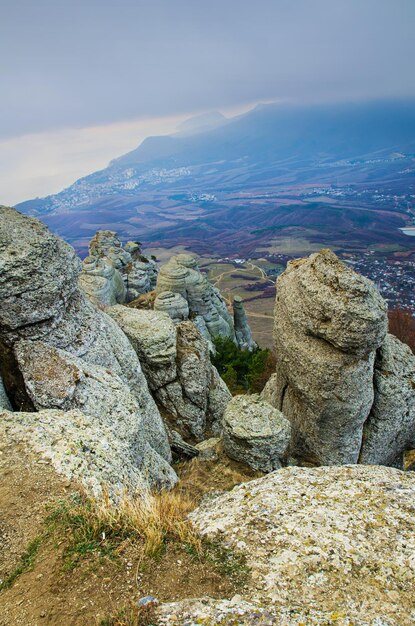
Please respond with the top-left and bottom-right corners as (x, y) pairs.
(1, 0), (414, 139)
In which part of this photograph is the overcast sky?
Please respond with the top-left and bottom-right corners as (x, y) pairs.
(1, 0), (414, 204)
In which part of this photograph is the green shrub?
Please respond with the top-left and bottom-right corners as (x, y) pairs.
(211, 337), (275, 394)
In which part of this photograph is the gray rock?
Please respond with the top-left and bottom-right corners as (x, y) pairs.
(79, 255), (126, 306)
(108, 306), (231, 441)
(222, 394), (291, 472)
(195, 437), (221, 461)
(233, 296), (257, 351)
(14, 339), (175, 486)
(154, 291), (189, 322)
(87, 230), (158, 303)
(359, 334), (415, 468)
(189, 465), (415, 626)
(270, 249), (388, 465)
(0, 208), (174, 488)
(0, 408), (176, 496)
(108, 306), (177, 389)
(155, 254), (254, 349)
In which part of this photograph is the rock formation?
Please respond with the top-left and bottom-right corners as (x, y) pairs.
(155, 253), (255, 350)
(0, 207), (175, 490)
(79, 255), (126, 306)
(108, 306), (231, 440)
(359, 333), (415, 467)
(154, 291), (189, 322)
(185, 465), (415, 626)
(0, 407), (176, 495)
(222, 394), (291, 471)
(81, 230), (158, 305)
(262, 248), (415, 469)
(233, 295), (257, 351)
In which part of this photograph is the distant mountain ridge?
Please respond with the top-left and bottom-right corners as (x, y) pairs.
(16, 99), (415, 258)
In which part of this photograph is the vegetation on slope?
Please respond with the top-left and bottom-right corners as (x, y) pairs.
(211, 337), (276, 394)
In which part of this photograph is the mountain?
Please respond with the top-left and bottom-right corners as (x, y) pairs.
(16, 100), (415, 257)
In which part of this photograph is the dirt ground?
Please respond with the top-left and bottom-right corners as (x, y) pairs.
(0, 437), (254, 626)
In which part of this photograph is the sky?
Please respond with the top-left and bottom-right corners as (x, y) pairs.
(1, 0), (414, 204)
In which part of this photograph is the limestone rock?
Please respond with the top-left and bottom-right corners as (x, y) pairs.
(189, 465), (415, 626)
(87, 230), (158, 303)
(222, 394), (291, 471)
(359, 333), (415, 468)
(13, 339), (175, 487)
(0, 206), (80, 334)
(154, 291), (189, 322)
(107, 306), (177, 389)
(79, 255), (126, 306)
(0, 409), (176, 495)
(108, 305), (231, 440)
(0, 208), (174, 489)
(195, 437), (221, 461)
(155, 254), (254, 349)
(233, 295), (257, 351)
(270, 249), (388, 465)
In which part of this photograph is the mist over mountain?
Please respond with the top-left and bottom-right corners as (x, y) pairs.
(16, 99), (415, 258)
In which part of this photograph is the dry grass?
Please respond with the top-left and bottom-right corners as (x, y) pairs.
(46, 483), (202, 570)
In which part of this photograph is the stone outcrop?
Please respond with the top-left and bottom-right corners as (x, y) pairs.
(0, 207), (175, 489)
(155, 253), (255, 350)
(359, 333), (415, 468)
(154, 291), (189, 322)
(188, 465), (415, 626)
(233, 295), (257, 351)
(79, 255), (126, 306)
(268, 249), (388, 466)
(222, 394), (291, 471)
(81, 230), (158, 305)
(0, 408), (176, 495)
(108, 306), (231, 440)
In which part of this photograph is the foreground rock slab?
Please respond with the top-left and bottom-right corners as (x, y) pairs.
(189, 465), (415, 626)
(0, 409), (177, 495)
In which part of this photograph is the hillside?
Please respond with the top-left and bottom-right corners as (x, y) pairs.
(16, 100), (415, 258)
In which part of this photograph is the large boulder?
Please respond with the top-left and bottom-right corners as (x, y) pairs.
(108, 307), (177, 389)
(0, 207), (174, 488)
(359, 333), (415, 468)
(269, 249), (388, 465)
(222, 394), (291, 471)
(108, 306), (231, 441)
(0, 408), (176, 495)
(189, 465), (415, 626)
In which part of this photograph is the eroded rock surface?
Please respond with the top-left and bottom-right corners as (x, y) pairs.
(233, 295), (257, 351)
(223, 394), (291, 471)
(82, 230), (158, 304)
(0, 409), (176, 494)
(155, 254), (255, 350)
(269, 249), (388, 465)
(189, 465), (415, 626)
(108, 307), (231, 440)
(359, 333), (415, 468)
(0, 207), (175, 489)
